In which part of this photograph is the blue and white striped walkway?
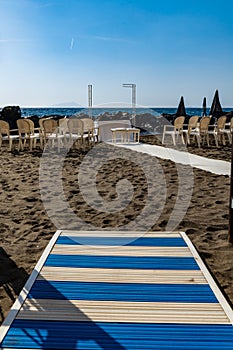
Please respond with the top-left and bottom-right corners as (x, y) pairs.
(1, 230), (233, 349)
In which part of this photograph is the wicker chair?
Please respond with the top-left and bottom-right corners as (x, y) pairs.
(162, 116), (185, 145)
(80, 118), (99, 144)
(0, 120), (19, 151)
(188, 116), (210, 147)
(67, 118), (88, 149)
(207, 115), (227, 147)
(17, 119), (42, 151)
(42, 119), (65, 152)
(221, 117), (233, 145)
(183, 116), (199, 145)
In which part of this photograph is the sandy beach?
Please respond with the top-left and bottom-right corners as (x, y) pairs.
(0, 137), (233, 323)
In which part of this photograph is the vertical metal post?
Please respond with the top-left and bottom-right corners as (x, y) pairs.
(88, 84), (93, 119)
(229, 130), (233, 243)
(132, 84), (136, 122)
(123, 83), (136, 125)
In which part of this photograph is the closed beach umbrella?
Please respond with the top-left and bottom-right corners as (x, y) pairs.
(209, 90), (223, 118)
(202, 97), (207, 116)
(176, 96), (186, 117)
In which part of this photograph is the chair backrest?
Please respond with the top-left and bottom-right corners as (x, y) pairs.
(199, 116), (210, 132)
(17, 119), (32, 134)
(39, 118), (48, 130)
(42, 119), (58, 134)
(0, 120), (10, 136)
(26, 119), (35, 133)
(58, 118), (68, 134)
(80, 118), (94, 133)
(217, 115), (227, 130)
(188, 116), (199, 129)
(68, 118), (84, 134)
(174, 116), (185, 130)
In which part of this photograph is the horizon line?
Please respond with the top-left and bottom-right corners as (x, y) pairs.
(1, 105), (233, 109)
(3, 105), (233, 109)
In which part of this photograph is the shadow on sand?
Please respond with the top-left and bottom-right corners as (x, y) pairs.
(0, 247), (29, 323)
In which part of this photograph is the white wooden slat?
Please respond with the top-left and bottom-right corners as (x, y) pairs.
(39, 267), (207, 284)
(61, 230), (181, 238)
(17, 299), (230, 324)
(52, 245), (192, 257)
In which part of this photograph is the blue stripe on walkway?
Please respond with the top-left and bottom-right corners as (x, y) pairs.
(56, 236), (187, 247)
(45, 255), (199, 270)
(28, 281), (218, 303)
(2, 320), (233, 349)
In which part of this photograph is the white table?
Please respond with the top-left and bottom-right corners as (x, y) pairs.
(111, 127), (140, 143)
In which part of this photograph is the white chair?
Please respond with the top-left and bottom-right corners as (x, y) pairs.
(0, 120), (19, 151)
(207, 115), (227, 147)
(58, 118), (69, 148)
(188, 116), (210, 147)
(183, 116), (199, 145)
(42, 118), (65, 152)
(17, 119), (42, 151)
(162, 116), (185, 145)
(222, 117), (233, 144)
(80, 118), (99, 144)
(68, 118), (88, 149)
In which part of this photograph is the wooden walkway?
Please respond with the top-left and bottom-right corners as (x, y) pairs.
(1, 230), (233, 349)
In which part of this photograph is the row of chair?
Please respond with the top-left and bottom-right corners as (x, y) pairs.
(162, 115), (233, 147)
(0, 117), (99, 152)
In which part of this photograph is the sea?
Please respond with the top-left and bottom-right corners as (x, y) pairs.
(19, 107), (232, 119)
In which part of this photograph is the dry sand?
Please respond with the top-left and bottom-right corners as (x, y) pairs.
(0, 137), (233, 323)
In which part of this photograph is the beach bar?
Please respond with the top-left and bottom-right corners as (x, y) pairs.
(1, 230), (233, 349)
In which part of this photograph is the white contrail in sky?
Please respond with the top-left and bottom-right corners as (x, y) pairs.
(79, 34), (135, 44)
(70, 38), (74, 50)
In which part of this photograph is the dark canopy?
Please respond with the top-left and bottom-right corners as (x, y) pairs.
(202, 97), (207, 116)
(209, 90), (223, 118)
(176, 96), (186, 116)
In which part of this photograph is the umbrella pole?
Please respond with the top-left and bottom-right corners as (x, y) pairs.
(228, 130), (233, 243)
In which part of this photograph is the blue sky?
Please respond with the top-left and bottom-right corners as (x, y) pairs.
(1, 0), (233, 107)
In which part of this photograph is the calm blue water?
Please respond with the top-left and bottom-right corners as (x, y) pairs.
(20, 107), (233, 119)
